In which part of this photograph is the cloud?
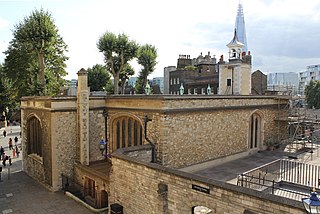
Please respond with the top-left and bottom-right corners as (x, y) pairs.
(0, 16), (9, 30)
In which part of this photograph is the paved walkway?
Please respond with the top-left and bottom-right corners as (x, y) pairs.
(0, 125), (93, 214)
(192, 144), (320, 184)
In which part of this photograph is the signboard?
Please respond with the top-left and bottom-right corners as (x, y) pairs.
(192, 184), (210, 194)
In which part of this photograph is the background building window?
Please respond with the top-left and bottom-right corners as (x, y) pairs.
(227, 79), (232, 86)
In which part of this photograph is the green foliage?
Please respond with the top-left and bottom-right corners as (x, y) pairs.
(137, 44), (157, 89)
(184, 65), (197, 70)
(3, 8), (68, 98)
(305, 80), (320, 109)
(134, 76), (145, 94)
(97, 32), (138, 94)
(87, 64), (111, 91)
(119, 63), (135, 94)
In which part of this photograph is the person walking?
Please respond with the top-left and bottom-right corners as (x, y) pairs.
(14, 136), (18, 145)
(15, 145), (19, 158)
(8, 138), (13, 150)
(2, 154), (8, 167)
(0, 146), (4, 158)
(12, 147), (16, 158)
(3, 130), (6, 138)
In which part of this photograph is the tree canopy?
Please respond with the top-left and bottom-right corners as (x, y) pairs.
(87, 64), (112, 92)
(97, 32), (138, 94)
(3, 8), (68, 98)
(137, 44), (157, 91)
(305, 80), (320, 109)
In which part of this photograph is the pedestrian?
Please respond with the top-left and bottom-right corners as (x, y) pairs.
(3, 130), (6, 138)
(15, 145), (20, 158)
(1, 152), (5, 161)
(2, 155), (8, 167)
(12, 148), (16, 158)
(14, 136), (18, 145)
(8, 138), (13, 150)
(0, 146), (4, 158)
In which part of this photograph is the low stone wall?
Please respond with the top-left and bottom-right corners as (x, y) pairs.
(110, 153), (304, 214)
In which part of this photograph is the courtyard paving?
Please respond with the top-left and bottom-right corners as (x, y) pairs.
(0, 125), (93, 214)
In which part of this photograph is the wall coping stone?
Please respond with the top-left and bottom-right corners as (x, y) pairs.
(112, 148), (304, 211)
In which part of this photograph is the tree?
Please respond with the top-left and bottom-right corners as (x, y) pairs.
(119, 64), (134, 94)
(87, 64), (111, 91)
(97, 32), (138, 94)
(305, 80), (320, 109)
(134, 76), (144, 94)
(3, 8), (68, 96)
(137, 44), (157, 89)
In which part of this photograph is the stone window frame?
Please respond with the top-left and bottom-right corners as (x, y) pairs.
(110, 114), (144, 152)
(26, 114), (43, 161)
(248, 110), (264, 149)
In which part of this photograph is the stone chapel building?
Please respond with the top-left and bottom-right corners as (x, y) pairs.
(20, 67), (306, 213)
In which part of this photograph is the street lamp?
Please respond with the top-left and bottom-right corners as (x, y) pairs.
(179, 83), (184, 95)
(302, 190), (320, 213)
(145, 82), (151, 95)
(207, 84), (212, 95)
(99, 138), (106, 156)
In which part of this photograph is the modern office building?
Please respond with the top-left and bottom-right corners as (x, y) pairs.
(267, 72), (299, 95)
(299, 64), (320, 95)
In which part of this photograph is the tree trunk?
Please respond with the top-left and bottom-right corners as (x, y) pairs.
(143, 75), (148, 90)
(114, 72), (120, 95)
(37, 52), (46, 95)
(121, 80), (126, 94)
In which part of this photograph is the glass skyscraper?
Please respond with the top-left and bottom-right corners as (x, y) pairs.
(235, 3), (248, 53)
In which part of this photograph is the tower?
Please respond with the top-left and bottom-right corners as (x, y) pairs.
(235, 2), (248, 53)
(227, 29), (244, 61)
(218, 28), (251, 95)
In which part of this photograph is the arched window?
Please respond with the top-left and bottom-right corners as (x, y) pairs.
(249, 113), (261, 149)
(113, 116), (143, 150)
(232, 49), (237, 58)
(27, 116), (42, 157)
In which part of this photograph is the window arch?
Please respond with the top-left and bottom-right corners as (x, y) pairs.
(27, 116), (43, 157)
(249, 112), (262, 149)
(112, 116), (143, 151)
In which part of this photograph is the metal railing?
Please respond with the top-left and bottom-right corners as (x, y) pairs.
(237, 159), (320, 199)
(61, 174), (108, 209)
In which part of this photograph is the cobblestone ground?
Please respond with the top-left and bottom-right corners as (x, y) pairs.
(0, 125), (93, 214)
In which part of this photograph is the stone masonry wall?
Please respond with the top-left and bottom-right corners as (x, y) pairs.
(22, 108), (53, 187)
(161, 106), (282, 168)
(110, 156), (304, 214)
(51, 110), (78, 189)
(89, 109), (106, 162)
(106, 97), (289, 168)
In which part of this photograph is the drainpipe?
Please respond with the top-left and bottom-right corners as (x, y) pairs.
(144, 115), (156, 163)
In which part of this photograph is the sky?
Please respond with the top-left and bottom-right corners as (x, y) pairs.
(0, 0), (320, 80)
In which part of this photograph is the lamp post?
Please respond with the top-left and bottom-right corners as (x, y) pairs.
(207, 84), (211, 95)
(99, 138), (106, 156)
(145, 82), (151, 95)
(179, 83), (184, 95)
(302, 190), (320, 213)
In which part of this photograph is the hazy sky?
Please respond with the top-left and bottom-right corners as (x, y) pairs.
(0, 0), (320, 80)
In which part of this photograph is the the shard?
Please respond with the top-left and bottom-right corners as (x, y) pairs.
(235, 2), (248, 53)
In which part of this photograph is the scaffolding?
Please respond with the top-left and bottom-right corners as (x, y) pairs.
(285, 99), (320, 154)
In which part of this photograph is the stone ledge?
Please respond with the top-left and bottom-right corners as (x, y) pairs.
(111, 151), (305, 211)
